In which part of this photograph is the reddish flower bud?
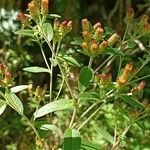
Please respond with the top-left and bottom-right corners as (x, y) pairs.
(99, 41), (108, 49)
(124, 7), (134, 23)
(94, 27), (103, 40)
(132, 81), (146, 93)
(108, 33), (119, 45)
(98, 73), (112, 86)
(82, 42), (88, 49)
(81, 18), (90, 31)
(91, 43), (98, 51)
(17, 12), (29, 26)
(82, 31), (89, 38)
(28, 1), (36, 17)
(4, 68), (11, 83)
(41, 0), (49, 15)
(93, 22), (101, 30)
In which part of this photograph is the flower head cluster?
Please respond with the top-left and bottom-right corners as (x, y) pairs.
(53, 19), (73, 42)
(81, 18), (119, 57)
(0, 64), (13, 87)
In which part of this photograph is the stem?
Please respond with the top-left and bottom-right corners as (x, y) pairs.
(55, 77), (65, 101)
(94, 55), (113, 73)
(88, 57), (93, 68)
(131, 74), (150, 83)
(77, 102), (106, 130)
(122, 23), (129, 43)
(111, 124), (131, 150)
(69, 107), (76, 128)
(39, 42), (51, 72)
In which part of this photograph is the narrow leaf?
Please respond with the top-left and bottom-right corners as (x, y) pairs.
(5, 92), (24, 114)
(23, 66), (50, 73)
(15, 29), (35, 36)
(43, 23), (53, 42)
(78, 66), (93, 92)
(64, 128), (81, 150)
(120, 95), (144, 109)
(77, 91), (99, 102)
(0, 100), (7, 115)
(81, 139), (100, 150)
(95, 127), (114, 144)
(34, 99), (73, 119)
(49, 14), (61, 18)
(11, 85), (28, 93)
(58, 55), (80, 67)
(103, 47), (124, 56)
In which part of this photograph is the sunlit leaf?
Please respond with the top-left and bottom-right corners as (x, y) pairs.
(34, 99), (73, 119)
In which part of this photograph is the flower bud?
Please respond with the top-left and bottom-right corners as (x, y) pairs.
(117, 77), (126, 87)
(98, 73), (112, 86)
(4, 68), (12, 84)
(124, 7), (134, 23)
(82, 18), (90, 31)
(54, 18), (60, 30)
(99, 41), (108, 50)
(17, 12), (29, 26)
(122, 63), (133, 79)
(140, 15), (149, 25)
(132, 81), (146, 93)
(94, 27), (103, 41)
(91, 43), (98, 51)
(82, 42), (88, 49)
(82, 31), (90, 39)
(67, 21), (73, 29)
(117, 63), (133, 87)
(93, 22), (101, 30)
(108, 33), (119, 45)
(28, 1), (39, 20)
(41, 0), (49, 15)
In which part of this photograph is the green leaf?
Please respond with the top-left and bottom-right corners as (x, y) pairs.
(81, 139), (100, 150)
(43, 23), (53, 42)
(34, 99), (73, 119)
(120, 95), (144, 109)
(23, 66), (50, 73)
(58, 55), (80, 67)
(15, 29), (35, 36)
(49, 14), (61, 18)
(104, 26), (115, 35)
(103, 47), (124, 56)
(95, 127), (114, 144)
(35, 121), (59, 131)
(71, 37), (83, 46)
(0, 100), (7, 115)
(5, 92), (24, 114)
(77, 91), (99, 102)
(64, 128), (81, 150)
(11, 85), (28, 93)
(127, 40), (137, 49)
(78, 66), (93, 92)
